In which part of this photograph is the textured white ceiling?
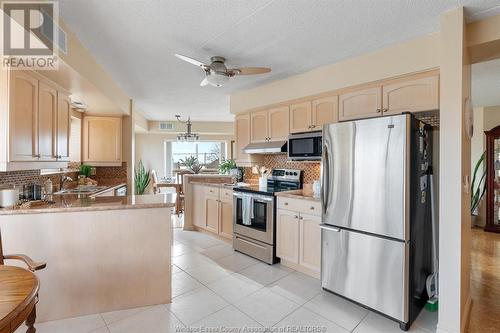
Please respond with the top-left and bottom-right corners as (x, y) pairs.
(472, 58), (500, 107)
(59, 0), (500, 121)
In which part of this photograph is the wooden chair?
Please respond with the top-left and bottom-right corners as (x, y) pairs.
(151, 169), (159, 194)
(0, 230), (46, 333)
(174, 170), (193, 215)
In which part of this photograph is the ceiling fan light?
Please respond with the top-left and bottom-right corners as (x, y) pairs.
(206, 73), (229, 87)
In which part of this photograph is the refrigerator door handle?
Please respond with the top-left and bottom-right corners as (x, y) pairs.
(321, 144), (330, 214)
(319, 224), (341, 232)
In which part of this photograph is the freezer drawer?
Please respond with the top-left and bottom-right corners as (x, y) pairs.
(321, 225), (408, 322)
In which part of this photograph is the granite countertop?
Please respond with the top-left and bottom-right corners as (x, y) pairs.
(188, 181), (236, 189)
(275, 189), (321, 202)
(0, 193), (176, 216)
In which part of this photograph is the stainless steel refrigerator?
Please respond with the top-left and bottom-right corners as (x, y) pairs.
(320, 113), (433, 331)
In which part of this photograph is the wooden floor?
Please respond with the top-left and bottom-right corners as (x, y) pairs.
(468, 228), (500, 333)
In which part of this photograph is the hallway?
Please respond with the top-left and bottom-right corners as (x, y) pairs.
(468, 228), (500, 332)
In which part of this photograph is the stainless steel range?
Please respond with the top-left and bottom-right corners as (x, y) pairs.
(233, 169), (302, 264)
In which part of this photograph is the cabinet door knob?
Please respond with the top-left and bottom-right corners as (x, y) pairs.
(310, 206), (315, 210)
(300, 216), (303, 220)
(376, 109), (382, 113)
(284, 202), (288, 205)
(382, 108), (388, 113)
(294, 215), (299, 219)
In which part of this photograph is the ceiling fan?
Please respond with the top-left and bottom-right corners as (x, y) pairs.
(175, 54), (271, 87)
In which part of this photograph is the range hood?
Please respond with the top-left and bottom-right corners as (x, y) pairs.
(243, 141), (287, 154)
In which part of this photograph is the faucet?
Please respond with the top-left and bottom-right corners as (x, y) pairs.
(60, 175), (74, 191)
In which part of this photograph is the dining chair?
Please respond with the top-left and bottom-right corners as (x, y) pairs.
(0, 229), (46, 333)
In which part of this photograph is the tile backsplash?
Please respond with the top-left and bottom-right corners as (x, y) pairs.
(0, 163), (128, 190)
(243, 154), (321, 184)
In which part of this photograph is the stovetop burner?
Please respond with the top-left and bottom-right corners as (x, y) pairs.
(232, 168), (303, 196)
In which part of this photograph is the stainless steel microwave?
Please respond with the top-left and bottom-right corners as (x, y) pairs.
(288, 131), (322, 160)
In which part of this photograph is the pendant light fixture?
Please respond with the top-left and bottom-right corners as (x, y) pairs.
(175, 115), (199, 142)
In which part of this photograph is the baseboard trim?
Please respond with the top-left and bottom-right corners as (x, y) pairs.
(435, 295), (473, 333)
(461, 296), (472, 333)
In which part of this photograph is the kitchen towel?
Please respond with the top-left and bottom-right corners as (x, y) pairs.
(242, 194), (253, 226)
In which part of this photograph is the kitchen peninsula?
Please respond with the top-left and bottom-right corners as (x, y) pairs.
(0, 193), (176, 322)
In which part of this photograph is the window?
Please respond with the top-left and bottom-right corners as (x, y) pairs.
(164, 141), (226, 176)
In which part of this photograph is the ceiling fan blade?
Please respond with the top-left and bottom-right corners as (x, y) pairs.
(175, 53), (209, 69)
(229, 67), (271, 76)
(200, 78), (209, 86)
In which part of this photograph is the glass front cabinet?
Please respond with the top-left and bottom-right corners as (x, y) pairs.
(485, 125), (500, 233)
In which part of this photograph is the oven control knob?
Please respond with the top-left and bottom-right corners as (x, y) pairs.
(285, 172), (289, 175)
(293, 172), (298, 176)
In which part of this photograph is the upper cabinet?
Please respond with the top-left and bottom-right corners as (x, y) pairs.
(9, 71), (38, 162)
(234, 113), (263, 166)
(382, 75), (439, 115)
(268, 106), (289, 141)
(38, 82), (57, 161)
(339, 86), (382, 121)
(250, 110), (268, 143)
(290, 102), (312, 133)
(56, 92), (71, 161)
(82, 116), (122, 166)
(251, 107), (290, 142)
(312, 96), (338, 130)
(339, 73), (439, 121)
(3, 71), (70, 170)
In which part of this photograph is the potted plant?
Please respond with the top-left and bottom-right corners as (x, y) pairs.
(219, 159), (237, 175)
(471, 151), (487, 226)
(135, 160), (151, 195)
(180, 156), (203, 174)
(78, 164), (93, 185)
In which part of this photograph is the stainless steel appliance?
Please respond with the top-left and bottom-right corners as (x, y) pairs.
(321, 114), (433, 331)
(233, 169), (302, 264)
(288, 131), (322, 160)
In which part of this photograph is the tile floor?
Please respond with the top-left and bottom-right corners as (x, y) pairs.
(16, 228), (438, 333)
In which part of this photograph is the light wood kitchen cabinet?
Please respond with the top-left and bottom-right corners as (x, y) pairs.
(9, 71), (38, 162)
(82, 116), (122, 166)
(192, 184), (206, 229)
(250, 110), (268, 143)
(339, 86), (382, 121)
(299, 213), (321, 273)
(192, 185), (234, 240)
(276, 209), (300, 264)
(205, 197), (219, 234)
(219, 196), (233, 239)
(235, 114), (250, 164)
(312, 96), (338, 129)
(268, 106), (289, 141)
(382, 75), (439, 115)
(276, 196), (321, 278)
(38, 81), (57, 161)
(290, 101), (312, 133)
(56, 92), (71, 161)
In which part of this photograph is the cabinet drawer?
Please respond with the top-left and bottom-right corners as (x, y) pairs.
(204, 186), (220, 197)
(220, 188), (233, 201)
(277, 197), (321, 216)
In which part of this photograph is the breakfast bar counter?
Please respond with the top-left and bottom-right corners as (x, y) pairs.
(0, 193), (175, 323)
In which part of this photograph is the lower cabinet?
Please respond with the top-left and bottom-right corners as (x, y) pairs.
(205, 196), (219, 234)
(192, 185), (233, 241)
(276, 210), (300, 263)
(219, 198), (233, 239)
(276, 198), (321, 278)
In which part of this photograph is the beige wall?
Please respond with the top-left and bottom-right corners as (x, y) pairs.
(437, 7), (471, 333)
(147, 121), (233, 135)
(135, 133), (234, 178)
(230, 33), (439, 113)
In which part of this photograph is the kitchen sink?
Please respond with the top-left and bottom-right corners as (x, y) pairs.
(54, 186), (108, 195)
